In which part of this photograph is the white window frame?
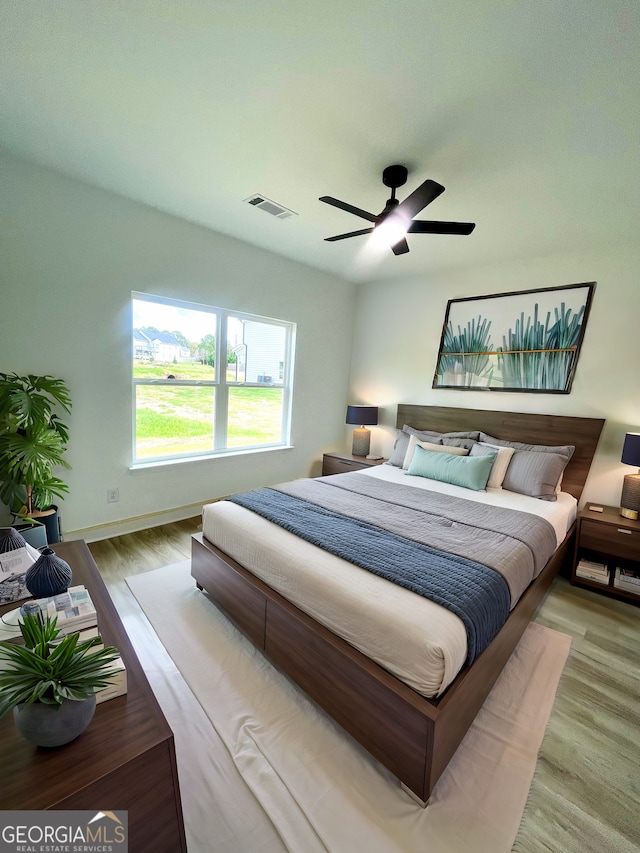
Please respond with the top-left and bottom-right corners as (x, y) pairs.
(132, 293), (295, 466)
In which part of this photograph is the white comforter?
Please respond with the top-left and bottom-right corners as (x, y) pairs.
(201, 467), (576, 697)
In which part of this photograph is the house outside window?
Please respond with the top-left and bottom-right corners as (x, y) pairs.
(132, 293), (296, 464)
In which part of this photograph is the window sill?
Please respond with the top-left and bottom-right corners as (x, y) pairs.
(129, 444), (294, 471)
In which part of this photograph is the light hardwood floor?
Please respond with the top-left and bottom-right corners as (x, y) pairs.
(88, 520), (640, 853)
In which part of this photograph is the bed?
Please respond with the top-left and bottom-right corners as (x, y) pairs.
(191, 405), (604, 803)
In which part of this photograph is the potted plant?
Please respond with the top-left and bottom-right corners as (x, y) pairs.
(0, 613), (121, 746)
(0, 373), (72, 543)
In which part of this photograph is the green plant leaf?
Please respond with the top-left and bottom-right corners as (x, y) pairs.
(0, 614), (121, 718)
(0, 372), (71, 512)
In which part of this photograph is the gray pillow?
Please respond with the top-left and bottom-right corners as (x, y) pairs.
(501, 450), (571, 501)
(387, 426), (445, 467)
(469, 442), (496, 458)
(387, 425), (481, 468)
(403, 425), (446, 441)
(479, 433), (574, 460)
(479, 432), (574, 500)
(442, 437), (478, 450)
(387, 430), (412, 467)
(423, 428), (480, 440)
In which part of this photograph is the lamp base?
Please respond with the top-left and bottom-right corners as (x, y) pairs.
(352, 427), (371, 457)
(620, 472), (640, 520)
(620, 507), (638, 521)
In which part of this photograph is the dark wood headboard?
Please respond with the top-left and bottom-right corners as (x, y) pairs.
(396, 404), (605, 501)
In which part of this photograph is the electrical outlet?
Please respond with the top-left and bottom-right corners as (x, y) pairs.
(107, 488), (119, 503)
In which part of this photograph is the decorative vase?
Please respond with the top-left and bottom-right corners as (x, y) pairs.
(13, 695), (96, 747)
(25, 547), (72, 598)
(0, 527), (27, 553)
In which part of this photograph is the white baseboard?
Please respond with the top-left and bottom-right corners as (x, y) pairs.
(62, 499), (220, 543)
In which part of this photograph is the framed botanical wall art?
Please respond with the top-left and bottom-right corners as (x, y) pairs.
(432, 282), (596, 393)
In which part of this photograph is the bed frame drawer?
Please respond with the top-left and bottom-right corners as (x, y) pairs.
(192, 534), (267, 648)
(264, 597), (433, 799)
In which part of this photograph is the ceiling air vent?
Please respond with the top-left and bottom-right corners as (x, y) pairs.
(244, 194), (297, 220)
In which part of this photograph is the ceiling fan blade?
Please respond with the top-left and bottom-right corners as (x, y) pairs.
(395, 179), (445, 220)
(319, 196), (378, 224)
(325, 228), (375, 242)
(391, 238), (410, 255)
(408, 220), (476, 235)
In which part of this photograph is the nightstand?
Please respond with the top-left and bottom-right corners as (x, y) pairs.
(572, 504), (640, 605)
(322, 452), (387, 476)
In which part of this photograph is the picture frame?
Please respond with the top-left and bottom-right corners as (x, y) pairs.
(432, 282), (596, 393)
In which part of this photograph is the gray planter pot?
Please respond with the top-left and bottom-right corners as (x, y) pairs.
(15, 506), (61, 547)
(13, 695), (96, 747)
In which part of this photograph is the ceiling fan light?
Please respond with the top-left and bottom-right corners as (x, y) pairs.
(370, 216), (409, 250)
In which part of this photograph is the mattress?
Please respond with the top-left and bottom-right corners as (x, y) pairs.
(201, 466), (576, 697)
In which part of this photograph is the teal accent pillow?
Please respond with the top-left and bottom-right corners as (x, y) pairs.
(407, 445), (497, 491)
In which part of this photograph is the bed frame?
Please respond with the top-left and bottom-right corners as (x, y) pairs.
(191, 405), (604, 803)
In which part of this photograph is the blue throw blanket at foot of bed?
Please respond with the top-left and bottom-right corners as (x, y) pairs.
(228, 488), (511, 664)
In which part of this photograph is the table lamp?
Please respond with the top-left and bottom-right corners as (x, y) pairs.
(346, 405), (378, 457)
(620, 432), (640, 520)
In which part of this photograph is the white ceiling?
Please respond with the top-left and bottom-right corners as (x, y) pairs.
(2, 1), (638, 283)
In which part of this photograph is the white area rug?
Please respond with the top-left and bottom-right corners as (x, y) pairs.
(126, 560), (571, 853)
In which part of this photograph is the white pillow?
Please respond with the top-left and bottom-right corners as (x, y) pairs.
(469, 441), (515, 489)
(402, 435), (469, 470)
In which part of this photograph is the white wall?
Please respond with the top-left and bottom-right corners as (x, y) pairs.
(3, 144), (637, 535)
(0, 148), (356, 539)
(348, 247), (640, 507)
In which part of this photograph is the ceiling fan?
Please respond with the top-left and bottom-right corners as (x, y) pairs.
(319, 164), (475, 255)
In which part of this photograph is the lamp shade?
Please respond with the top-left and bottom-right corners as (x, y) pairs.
(346, 405), (378, 426)
(620, 431), (640, 520)
(621, 432), (640, 467)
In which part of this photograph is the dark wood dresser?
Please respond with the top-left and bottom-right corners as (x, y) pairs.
(0, 540), (187, 852)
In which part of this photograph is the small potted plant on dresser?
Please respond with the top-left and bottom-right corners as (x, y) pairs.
(0, 373), (72, 544)
(0, 613), (121, 747)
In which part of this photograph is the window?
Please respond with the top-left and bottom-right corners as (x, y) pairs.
(132, 293), (295, 464)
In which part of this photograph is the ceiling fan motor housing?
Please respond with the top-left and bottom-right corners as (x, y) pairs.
(382, 164), (408, 189)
